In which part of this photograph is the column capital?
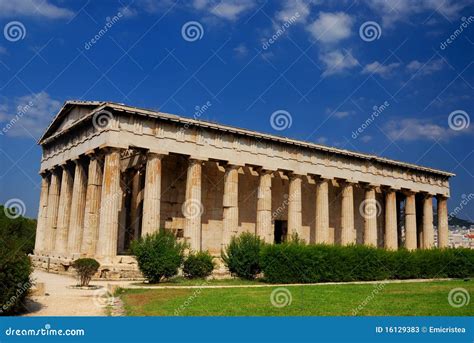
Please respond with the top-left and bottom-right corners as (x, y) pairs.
(359, 182), (379, 190)
(436, 194), (449, 200)
(288, 172), (303, 180)
(401, 189), (417, 196)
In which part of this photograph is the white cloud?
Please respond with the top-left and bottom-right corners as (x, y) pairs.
(406, 59), (444, 75)
(315, 136), (328, 144)
(233, 43), (248, 57)
(360, 135), (373, 143)
(0, 0), (73, 19)
(205, 0), (257, 21)
(384, 118), (470, 141)
(307, 12), (353, 43)
(0, 92), (62, 139)
(362, 61), (400, 78)
(319, 49), (359, 76)
(327, 108), (355, 119)
(276, 0), (313, 23)
(366, 0), (469, 26)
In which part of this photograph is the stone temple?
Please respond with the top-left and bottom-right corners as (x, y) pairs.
(31, 101), (453, 278)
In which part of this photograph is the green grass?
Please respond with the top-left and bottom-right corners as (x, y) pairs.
(131, 277), (263, 287)
(119, 279), (474, 316)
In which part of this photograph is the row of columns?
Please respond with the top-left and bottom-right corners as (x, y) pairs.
(35, 149), (450, 263)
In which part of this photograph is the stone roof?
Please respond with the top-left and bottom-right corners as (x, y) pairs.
(39, 100), (455, 178)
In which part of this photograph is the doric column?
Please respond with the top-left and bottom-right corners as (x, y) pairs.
(34, 172), (50, 254)
(184, 158), (203, 251)
(362, 185), (378, 247)
(288, 174), (302, 238)
(130, 168), (143, 240)
(55, 164), (74, 255)
(404, 191), (417, 250)
(97, 148), (122, 261)
(422, 194), (434, 249)
(437, 195), (449, 248)
(340, 181), (355, 245)
(315, 178), (330, 244)
(222, 164), (239, 248)
(256, 170), (273, 243)
(81, 154), (103, 256)
(141, 152), (163, 237)
(44, 169), (61, 253)
(67, 159), (87, 255)
(384, 189), (398, 250)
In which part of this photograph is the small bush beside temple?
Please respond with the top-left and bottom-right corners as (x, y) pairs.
(183, 251), (215, 279)
(72, 258), (100, 287)
(221, 232), (264, 280)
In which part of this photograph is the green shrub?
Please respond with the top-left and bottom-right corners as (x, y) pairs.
(72, 258), (100, 286)
(222, 232), (264, 280)
(260, 242), (474, 284)
(131, 230), (186, 283)
(0, 239), (32, 315)
(183, 251), (215, 279)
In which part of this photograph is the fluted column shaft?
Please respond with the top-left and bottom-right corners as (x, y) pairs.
(142, 153), (163, 236)
(256, 171), (273, 243)
(97, 149), (122, 260)
(55, 165), (74, 254)
(184, 159), (202, 251)
(44, 170), (61, 253)
(67, 160), (88, 255)
(222, 165), (239, 248)
(81, 155), (103, 255)
(315, 178), (329, 244)
(34, 173), (50, 254)
(437, 196), (449, 248)
(423, 195), (434, 249)
(341, 182), (355, 245)
(405, 193), (417, 250)
(363, 187), (378, 247)
(384, 190), (398, 250)
(130, 169), (143, 240)
(288, 174), (302, 238)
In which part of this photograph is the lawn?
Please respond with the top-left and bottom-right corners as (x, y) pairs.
(119, 279), (474, 316)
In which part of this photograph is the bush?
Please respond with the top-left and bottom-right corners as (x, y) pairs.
(72, 258), (100, 286)
(131, 230), (186, 283)
(0, 239), (32, 315)
(222, 232), (264, 280)
(260, 242), (474, 284)
(183, 251), (215, 279)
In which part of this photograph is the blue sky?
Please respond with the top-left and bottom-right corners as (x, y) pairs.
(0, 0), (473, 220)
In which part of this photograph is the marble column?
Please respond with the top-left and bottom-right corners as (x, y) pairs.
(67, 160), (87, 255)
(288, 174), (302, 238)
(422, 194), (434, 249)
(184, 158), (202, 251)
(404, 192), (417, 250)
(315, 178), (329, 244)
(384, 189), (398, 250)
(130, 168), (143, 240)
(81, 155), (103, 256)
(437, 196), (449, 248)
(44, 169), (61, 253)
(55, 164), (74, 254)
(340, 181), (355, 245)
(34, 172), (50, 254)
(222, 165), (239, 248)
(363, 186), (378, 247)
(256, 170), (273, 243)
(142, 152), (163, 237)
(97, 148), (122, 261)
